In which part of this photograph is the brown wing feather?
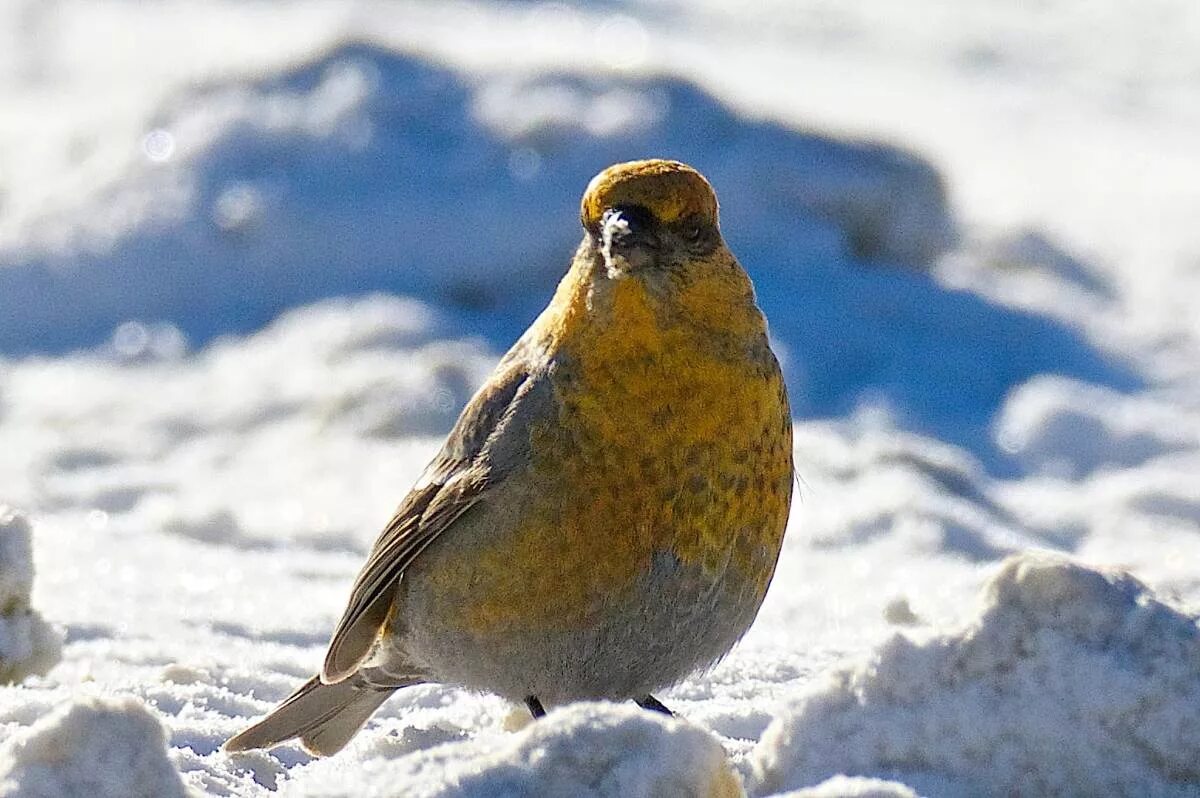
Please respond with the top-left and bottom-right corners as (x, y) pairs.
(321, 482), (441, 682)
(320, 354), (536, 684)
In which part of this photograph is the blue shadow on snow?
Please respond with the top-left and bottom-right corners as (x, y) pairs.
(0, 43), (1140, 471)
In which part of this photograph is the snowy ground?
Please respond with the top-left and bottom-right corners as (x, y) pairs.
(2, 1), (1199, 796)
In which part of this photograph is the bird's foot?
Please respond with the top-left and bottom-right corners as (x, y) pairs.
(525, 696), (546, 718)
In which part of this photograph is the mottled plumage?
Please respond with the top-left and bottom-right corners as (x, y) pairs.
(225, 159), (793, 756)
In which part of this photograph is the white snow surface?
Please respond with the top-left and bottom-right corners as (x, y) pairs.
(2, 1), (1200, 796)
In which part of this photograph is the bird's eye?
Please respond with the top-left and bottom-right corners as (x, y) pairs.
(682, 223), (703, 242)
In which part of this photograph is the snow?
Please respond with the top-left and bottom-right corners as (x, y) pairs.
(1, 0), (1199, 796)
(751, 552), (1200, 797)
(0, 696), (188, 798)
(285, 703), (742, 798)
(0, 509), (61, 685)
(780, 775), (919, 798)
(993, 376), (1200, 478)
(0, 40), (952, 355)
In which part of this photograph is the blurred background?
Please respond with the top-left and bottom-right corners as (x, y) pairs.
(5, 1), (1197, 463)
(1, 2), (1200, 793)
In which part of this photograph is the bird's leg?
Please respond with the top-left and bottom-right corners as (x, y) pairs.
(524, 696), (547, 718)
(635, 695), (673, 715)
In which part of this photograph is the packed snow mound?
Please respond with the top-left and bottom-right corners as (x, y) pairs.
(288, 703), (742, 798)
(0, 508), (61, 684)
(0, 41), (953, 355)
(751, 552), (1200, 797)
(0, 695), (189, 798)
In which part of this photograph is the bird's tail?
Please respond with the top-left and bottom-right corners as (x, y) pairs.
(224, 673), (417, 756)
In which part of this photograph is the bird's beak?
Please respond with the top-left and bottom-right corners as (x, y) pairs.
(599, 208), (655, 278)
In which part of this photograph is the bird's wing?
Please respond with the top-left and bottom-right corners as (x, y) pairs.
(321, 349), (547, 683)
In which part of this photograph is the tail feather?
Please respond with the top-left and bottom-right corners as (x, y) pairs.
(225, 674), (413, 756)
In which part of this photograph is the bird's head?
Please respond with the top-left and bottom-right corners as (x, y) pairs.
(531, 159), (762, 347)
(579, 159), (724, 279)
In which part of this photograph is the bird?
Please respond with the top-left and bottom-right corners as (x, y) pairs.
(224, 158), (793, 756)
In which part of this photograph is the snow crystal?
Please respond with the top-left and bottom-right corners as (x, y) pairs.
(0, 695), (188, 798)
(751, 552), (1200, 797)
(0, 508), (61, 685)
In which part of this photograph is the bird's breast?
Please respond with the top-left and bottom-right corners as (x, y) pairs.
(435, 318), (792, 636)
